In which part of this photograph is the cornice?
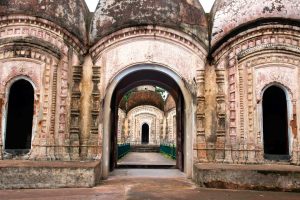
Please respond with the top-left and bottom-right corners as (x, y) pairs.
(90, 26), (208, 62)
(0, 15), (87, 55)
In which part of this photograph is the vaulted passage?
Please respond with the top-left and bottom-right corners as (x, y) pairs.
(141, 124), (149, 144)
(5, 80), (34, 152)
(110, 69), (184, 172)
(263, 86), (289, 157)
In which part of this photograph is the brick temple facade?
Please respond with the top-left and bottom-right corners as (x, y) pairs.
(0, 0), (300, 191)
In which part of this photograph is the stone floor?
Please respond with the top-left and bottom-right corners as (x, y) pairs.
(0, 169), (299, 200)
(117, 152), (176, 166)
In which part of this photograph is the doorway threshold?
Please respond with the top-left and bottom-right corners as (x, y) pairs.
(110, 169), (185, 178)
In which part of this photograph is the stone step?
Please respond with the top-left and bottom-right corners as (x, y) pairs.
(130, 145), (160, 153)
(117, 164), (176, 169)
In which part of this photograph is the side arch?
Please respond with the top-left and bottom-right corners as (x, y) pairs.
(3, 78), (35, 154)
(260, 83), (292, 159)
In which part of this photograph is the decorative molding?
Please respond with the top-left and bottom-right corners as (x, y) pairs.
(0, 46), (60, 160)
(213, 25), (300, 64)
(90, 26), (207, 62)
(238, 44), (300, 60)
(91, 66), (101, 135)
(0, 15), (85, 55)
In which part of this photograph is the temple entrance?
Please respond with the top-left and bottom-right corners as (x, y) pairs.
(5, 79), (34, 153)
(109, 69), (185, 172)
(141, 124), (149, 144)
(263, 86), (289, 158)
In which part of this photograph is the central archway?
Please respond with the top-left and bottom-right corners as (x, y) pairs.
(141, 123), (149, 144)
(102, 64), (194, 179)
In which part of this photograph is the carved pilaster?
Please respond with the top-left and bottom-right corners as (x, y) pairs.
(297, 139), (300, 165)
(291, 101), (298, 164)
(47, 63), (58, 160)
(69, 65), (82, 160)
(238, 64), (246, 164)
(195, 69), (207, 162)
(227, 53), (237, 163)
(87, 65), (101, 159)
(246, 66), (255, 163)
(0, 93), (3, 160)
(56, 56), (70, 160)
(31, 60), (56, 161)
(215, 69), (226, 162)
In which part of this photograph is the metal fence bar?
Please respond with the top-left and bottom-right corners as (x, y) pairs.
(160, 144), (176, 160)
(118, 143), (131, 159)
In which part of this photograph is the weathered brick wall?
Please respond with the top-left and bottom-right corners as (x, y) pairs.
(0, 160), (101, 189)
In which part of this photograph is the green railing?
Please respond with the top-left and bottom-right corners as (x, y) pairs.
(118, 143), (130, 159)
(160, 144), (176, 160)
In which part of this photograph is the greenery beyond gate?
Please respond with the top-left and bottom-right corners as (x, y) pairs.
(118, 143), (130, 159)
(160, 144), (176, 160)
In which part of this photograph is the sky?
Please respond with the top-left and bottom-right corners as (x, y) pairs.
(85, 0), (215, 12)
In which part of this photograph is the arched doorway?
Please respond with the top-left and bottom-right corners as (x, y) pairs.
(5, 79), (34, 153)
(103, 64), (195, 178)
(263, 85), (289, 158)
(141, 123), (149, 144)
(110, 69), (184, 171)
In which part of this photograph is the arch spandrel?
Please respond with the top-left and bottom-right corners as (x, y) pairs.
(254, 65), (297, 101)
(94, 34), (206, 98)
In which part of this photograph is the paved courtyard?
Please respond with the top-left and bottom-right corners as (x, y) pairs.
(0, 169), (299, 200)
(117, 152), (176, 166)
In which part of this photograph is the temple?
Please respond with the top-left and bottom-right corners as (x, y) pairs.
(0, 0), (300, 191)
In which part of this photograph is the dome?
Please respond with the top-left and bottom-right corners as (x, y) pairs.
(0, 0), (89, 44)
(211, 0), (300, 48)
(90, 0), (208, 45)
(119, 90), (165, 112)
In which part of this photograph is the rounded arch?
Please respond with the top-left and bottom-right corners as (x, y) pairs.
(2, 76), (37, 150)
(260, 82), (293, 102)
(141, 122), (150, 126)
(261, 85), (291, 159)
(102, 64), (195, 178)
(3, 78), (35, 154)
(141, 123), (150, 144)
(5, 75), (37, 93)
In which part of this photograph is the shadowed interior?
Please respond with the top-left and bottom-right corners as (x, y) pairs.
(263, 86), (289, 156)
(5, 79), (34, 152)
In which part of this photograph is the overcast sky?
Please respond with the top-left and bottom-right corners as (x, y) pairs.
(85, 0), (215, 12)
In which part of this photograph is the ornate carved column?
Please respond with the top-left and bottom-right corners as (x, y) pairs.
(0, 93), (3, 160)
(291, 100), (298, 164)
(87, 65), (101, 159)
(79, 56), (93, 159)
(226, 52), (237, 163)
(245, 64), (256, 163)
(69, 65), (82, 160)
(195, 69), (206, 162)
(215, 69), (226, 162)
(237, 63), (247, 163)
(57, 54), (71, 160)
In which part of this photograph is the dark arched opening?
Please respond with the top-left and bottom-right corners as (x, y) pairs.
(263, 86), (289, 159)
(5, 79), (34, 154)
(141, 124), (149, 144)
(110, 69), (184, 171)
